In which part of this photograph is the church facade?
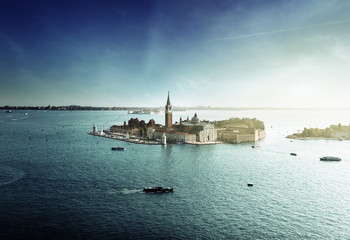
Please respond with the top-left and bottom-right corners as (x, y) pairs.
(149, 92), (217, 144)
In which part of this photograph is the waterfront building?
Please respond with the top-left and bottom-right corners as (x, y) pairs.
(174, 113), (217, 142)
(217, 128), (265, 143)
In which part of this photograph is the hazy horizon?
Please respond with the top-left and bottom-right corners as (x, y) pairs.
(1, 0), (350, 108)
(3, 104), (350, 111)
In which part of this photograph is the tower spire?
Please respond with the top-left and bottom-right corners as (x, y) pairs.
(165, 91), (172, 128)
(166, 91), (171, 105)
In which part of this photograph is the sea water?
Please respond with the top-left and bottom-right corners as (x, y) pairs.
(1, 109), (350, 239)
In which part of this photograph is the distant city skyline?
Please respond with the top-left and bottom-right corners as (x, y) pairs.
(1, 0), (350, 108)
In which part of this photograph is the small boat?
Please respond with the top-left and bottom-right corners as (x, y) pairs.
(247, 183), (254, 187)
(5, 110), (12, 113)
(320, 156), (341, 161)
(111, 147), (125, 151)
(251, 145), (260, 148)
(290, 153), (297, 156)
(128, 110), (154, 115)
(143, 186), (173, 193)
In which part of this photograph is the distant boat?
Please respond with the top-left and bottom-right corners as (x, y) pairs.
(252, 145), (260, 148)
(111, 147), (125, 151)
(143, 186), (173, 193)
(290, 153), (297, 156)
(128, 110), (154, 114)
(320, 156), (341, 161)
(5, 110), (12, 113)
(247, 183), (254, 187)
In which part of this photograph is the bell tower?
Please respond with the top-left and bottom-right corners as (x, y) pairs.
(165, 91), (172, 128)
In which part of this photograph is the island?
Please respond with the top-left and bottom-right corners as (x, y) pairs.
(287, 123), (350, 140)
(89, 92), (266, 145)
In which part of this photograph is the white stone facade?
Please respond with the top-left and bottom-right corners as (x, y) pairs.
(198, 124), (217, 142)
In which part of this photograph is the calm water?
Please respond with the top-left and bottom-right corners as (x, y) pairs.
(1, 110), (350, 239)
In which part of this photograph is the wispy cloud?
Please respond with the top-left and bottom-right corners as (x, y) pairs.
(210, 19), (350, 42)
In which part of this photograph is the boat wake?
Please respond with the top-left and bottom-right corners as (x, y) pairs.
(0, 165), (25, 187)
(260, 148), (290, 155)
(119, 188), (143, 195)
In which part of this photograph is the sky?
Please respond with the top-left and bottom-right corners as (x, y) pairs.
(1, 0), (350, 108)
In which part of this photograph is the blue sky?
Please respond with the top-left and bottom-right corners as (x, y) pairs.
(1, 0), (350, 108)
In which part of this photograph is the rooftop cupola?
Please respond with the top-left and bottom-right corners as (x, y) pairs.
(191, 113), (200, 124)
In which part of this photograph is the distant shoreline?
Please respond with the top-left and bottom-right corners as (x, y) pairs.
(286, 136), (344, 140)
(2, 106), (350, 111)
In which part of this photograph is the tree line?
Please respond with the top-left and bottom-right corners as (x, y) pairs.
(289, 123), (350, 138)
(212, 117), (265, 130)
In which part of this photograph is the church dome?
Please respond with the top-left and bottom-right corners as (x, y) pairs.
(191, 113), (200, 124)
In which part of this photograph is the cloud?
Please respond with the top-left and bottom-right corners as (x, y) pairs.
(210, 19), (350, 42)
